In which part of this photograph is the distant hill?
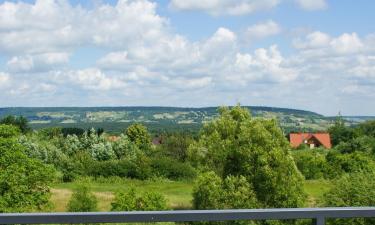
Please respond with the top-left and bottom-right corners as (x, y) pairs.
(0, 106), (368, 134)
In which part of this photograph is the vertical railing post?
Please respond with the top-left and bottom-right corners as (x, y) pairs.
(313, 217), (325, 225)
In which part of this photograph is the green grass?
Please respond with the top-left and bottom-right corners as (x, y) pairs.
(304, 179), (333, 207)
(50, 178), (332, 211)
(51, 178), (194, 211)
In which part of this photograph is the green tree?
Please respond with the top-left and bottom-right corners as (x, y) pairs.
(112, 134), (141, 160)
(125, 123), (151, 151)
(0, 115), (30, 133)
(324, 172), (375, 225)
(357, 120), (375, 138)
(189, 106), (306, 208)
(0, 125), (55, 212)
(328, 115), (356, 146)
(67, 183), (98, 212)
(161, 133), (194, 162)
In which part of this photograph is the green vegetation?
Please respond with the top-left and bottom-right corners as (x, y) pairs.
(1, 105), (375, 223)
(111, 188), (168, 211)
(67, 183), (98, 212)
(0, 124), (55, 212)
(190, 106), (306, 212)
(2, 106), (363, 135)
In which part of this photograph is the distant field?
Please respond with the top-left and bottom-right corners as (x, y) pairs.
(50, 178), (331, 212)
(0, 106), (337, 134)
(52, 178), (194, 211)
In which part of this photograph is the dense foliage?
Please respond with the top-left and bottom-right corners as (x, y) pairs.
(324, 172), (375, 225)
(1, 107), (375, 214)
(293, 118), (375, 180)
(67, 183), (98, 212)
(190, 106), (306, 210)
(111, 188), (168, 211)
(0, 125), (55, 212)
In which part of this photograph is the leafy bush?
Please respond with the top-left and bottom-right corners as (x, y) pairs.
(0, 115), (30, 133)
(67, 183), (98, 212)
(150, 157), (196, 180)
(160, 133), (194, 162)
(0, 124), (20, 138)
(324, 172), (375, 225)
(111, 188), (168, 211)
(0, 125), (55, 212)
(193, 172), (258, 210)
(292, 149), (328, 180)
(325, 151), (375, 178)
(112, 135), (141, 160)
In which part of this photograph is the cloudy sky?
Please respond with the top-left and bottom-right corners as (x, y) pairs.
(0, 0), (374, 115)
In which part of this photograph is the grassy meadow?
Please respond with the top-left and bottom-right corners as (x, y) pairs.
(50, 178), (331, 212)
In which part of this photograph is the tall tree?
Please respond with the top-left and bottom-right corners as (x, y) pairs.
(190, 105), (306, 209)
(328, 114), (356, 146)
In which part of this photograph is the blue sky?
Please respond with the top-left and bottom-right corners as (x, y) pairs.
(0, 0), (374, 115)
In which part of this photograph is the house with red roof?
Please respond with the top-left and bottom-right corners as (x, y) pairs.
(289, 133), (332, 149)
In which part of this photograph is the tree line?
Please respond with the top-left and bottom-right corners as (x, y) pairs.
(1, 108), (375, 225)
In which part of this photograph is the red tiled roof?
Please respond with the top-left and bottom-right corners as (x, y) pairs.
(289, 133), (332, 149)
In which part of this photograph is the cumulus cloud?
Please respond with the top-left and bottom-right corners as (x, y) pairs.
(6, 52), (69, 72)
(293, 32), (366, 57)
(169, 0), (281, 16)
(60, 68), (127, 91)
(169, 0), (327, 15)
(295, 0), (327, 11)
(0, 0), (374, 115)
(245, 20), (281, 40)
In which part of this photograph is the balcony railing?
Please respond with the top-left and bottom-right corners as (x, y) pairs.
(1, 207), (375, 225)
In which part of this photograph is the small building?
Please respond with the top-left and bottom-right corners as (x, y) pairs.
(289, 133), (332, 149)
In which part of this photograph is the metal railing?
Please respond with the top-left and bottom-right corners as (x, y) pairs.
(1, 207), (375, 225)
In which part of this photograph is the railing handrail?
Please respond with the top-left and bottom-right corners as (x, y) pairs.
(1, 207), (375, 224)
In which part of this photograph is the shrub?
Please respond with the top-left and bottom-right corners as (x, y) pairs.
(111, 188), (168, 211)
(325, 151), (375, 178)
(193, 172), (258, 210)
(0, 124), (20, 138)
(324, 172), (375, 225)
(0, 125), (55, 212)
(67, 183), (98, 212)
(292, 149), (328, 180)
(150, 157), (196, 180)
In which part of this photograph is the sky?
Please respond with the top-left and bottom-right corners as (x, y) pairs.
(0, 0), (374, 116)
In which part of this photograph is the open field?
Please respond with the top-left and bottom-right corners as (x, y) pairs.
(50, 178), (331, 212)
(52, 178), (194, 211)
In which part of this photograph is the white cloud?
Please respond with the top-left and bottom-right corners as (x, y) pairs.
(0, 0), (166, 54)
(293, 31), (331, 49)
(65, 68), (127, 91)
(169, 0), (281, 16)
(331, 33), (364, 54)
(295, 0), (327, 11)
(0, 0), (374, 115)
(293, 32), (365, 56)
(6, 52), (69, 72)
(169, 0), (327, 15)
(245, 20), (281, 40)
(0, 72), (10, 88)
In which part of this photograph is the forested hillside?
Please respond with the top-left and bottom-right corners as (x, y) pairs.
(1, 106), (366, 134)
